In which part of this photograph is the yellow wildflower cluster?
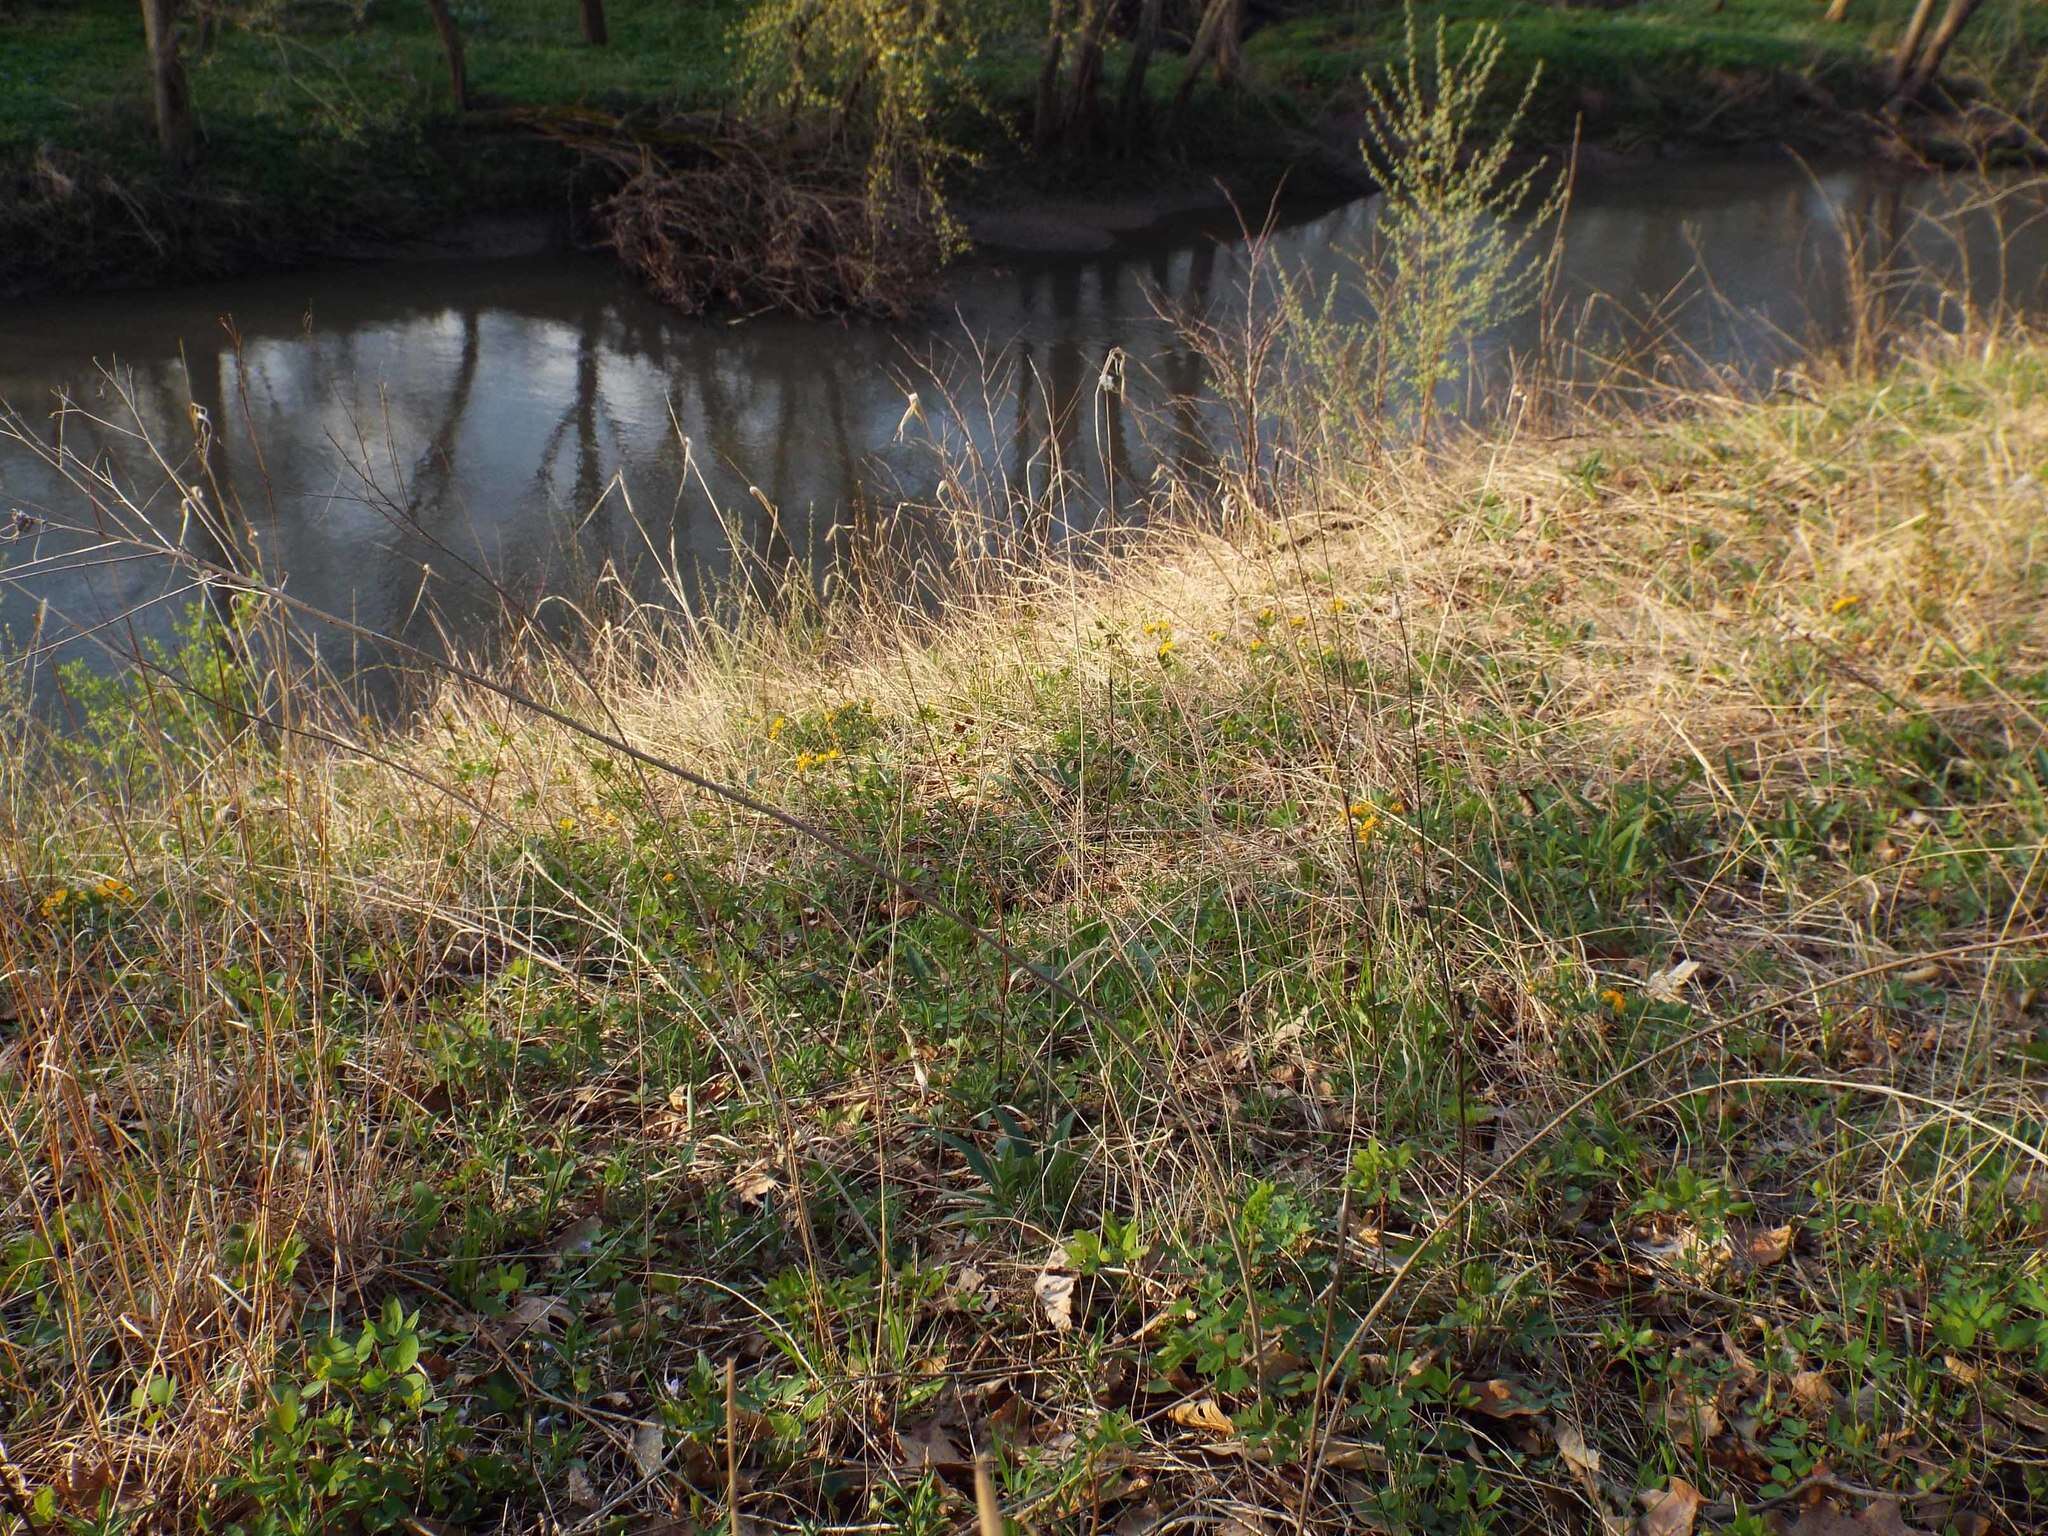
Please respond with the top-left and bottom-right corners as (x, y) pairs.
(767, 715), (788, 740)
(44, 877), (138, 918)
(1347, 802), (1380, 841)
(1599, 987), (1628, 1016)
(1829, 592), (1863, 615)
(795, 748), (843, 773)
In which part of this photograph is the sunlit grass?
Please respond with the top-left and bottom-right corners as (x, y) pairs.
(4, 318), (2047, 1529)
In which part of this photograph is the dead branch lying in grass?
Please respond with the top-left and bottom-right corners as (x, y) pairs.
(533, 108), (954, 319)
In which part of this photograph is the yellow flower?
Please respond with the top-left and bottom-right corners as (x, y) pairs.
(767, 715), (787, 740)
(1352, 814), (1380, 841)
(1156, 640), (1178, 662)
(1599, 988), (1627, 1016)
(1289, 615), (1308, 630)
(795, 748), (843, 773)
(40, 887), (69, 919)
(1257, 606), (1276, 627)
(1248, 637), (1267, 654)
(1829, 593), (1862, 615)
(1330, 597), (1350, 614)
(1141, 619), (1172, 638)
(557, 817), (577, 834)
(94, 877), (134, 903)
(1347, 801), (1374, 821)
(1209, 630), (1225, 643)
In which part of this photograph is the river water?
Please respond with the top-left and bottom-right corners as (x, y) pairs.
(3, 157), (2044, 710)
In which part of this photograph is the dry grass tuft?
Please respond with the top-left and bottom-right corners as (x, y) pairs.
(3, 330), (2047, 1532)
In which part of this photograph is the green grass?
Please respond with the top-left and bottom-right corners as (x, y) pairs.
(1249, 0), (2048, 144)
(5, 0), (2042, 296)
(4, 323), (2047, 1530)
(0, 0), (745, 157)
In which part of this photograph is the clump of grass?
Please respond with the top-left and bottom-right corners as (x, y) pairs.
(6, 24), (2048, 1524)
(5, 310), (2048, 1530)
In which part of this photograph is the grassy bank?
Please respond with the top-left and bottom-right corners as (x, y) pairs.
(5, 0), (2045, 297)
(4, 318), (2047, 1531)
(1251, 0), (2048, 148)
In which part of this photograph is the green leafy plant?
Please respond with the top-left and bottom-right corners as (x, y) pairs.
(1284, 6), (1564, 452)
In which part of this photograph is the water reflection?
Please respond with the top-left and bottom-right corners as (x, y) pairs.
(3, 157), (2045, 707)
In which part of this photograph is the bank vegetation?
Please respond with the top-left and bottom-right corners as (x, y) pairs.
(4, 22), (2048, 1536)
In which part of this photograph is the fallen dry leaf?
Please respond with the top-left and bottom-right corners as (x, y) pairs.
(1662, 1386), (1722, 1449)
(1555, 1420), (1601, 1488)
(1645, 958), (1702, 1001)
(1720, 1328), (1761, 1380)
(1637, 1477), (1701, 1536)
(732, 1165), (781, 1205)
(1745, 1223), (1796, 1267)
(562, 1465), (598, 1507)
(1555, 1418), (1630, 1529)
(1631, 1225), (1728, 1274)
(1789, 1369), (1836, 1414)
(629, 1420), (665, 1479)
(52, 1456), (112, 1511)
(1034, 1270), (1076, 1331)
(899, 1417), (972, 1472)
(1166, 1396), (1235, 1435)
(1466, 1376), (1543, 1420)
(503, 1292), (567, 1338)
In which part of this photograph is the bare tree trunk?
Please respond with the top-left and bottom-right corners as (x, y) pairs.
(1032, 0), (1073, 155)
(1062, 0), (1115, 149)
(138, 0), (195, 170)
(1894, 0), (1987, 103)
(579, 0), (607, 46)
(1171, 0), (1244, 114)
(423, 0), (467, 109)
(1213, 0), (1244, 86)
(1116, 0), (1166, 146)
(1889, 0), (1941, 91)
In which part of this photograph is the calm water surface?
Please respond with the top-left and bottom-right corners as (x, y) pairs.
(3, 157), (2044, 707)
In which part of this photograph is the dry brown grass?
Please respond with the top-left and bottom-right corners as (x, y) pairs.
(3, 330), (2046, 1531)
